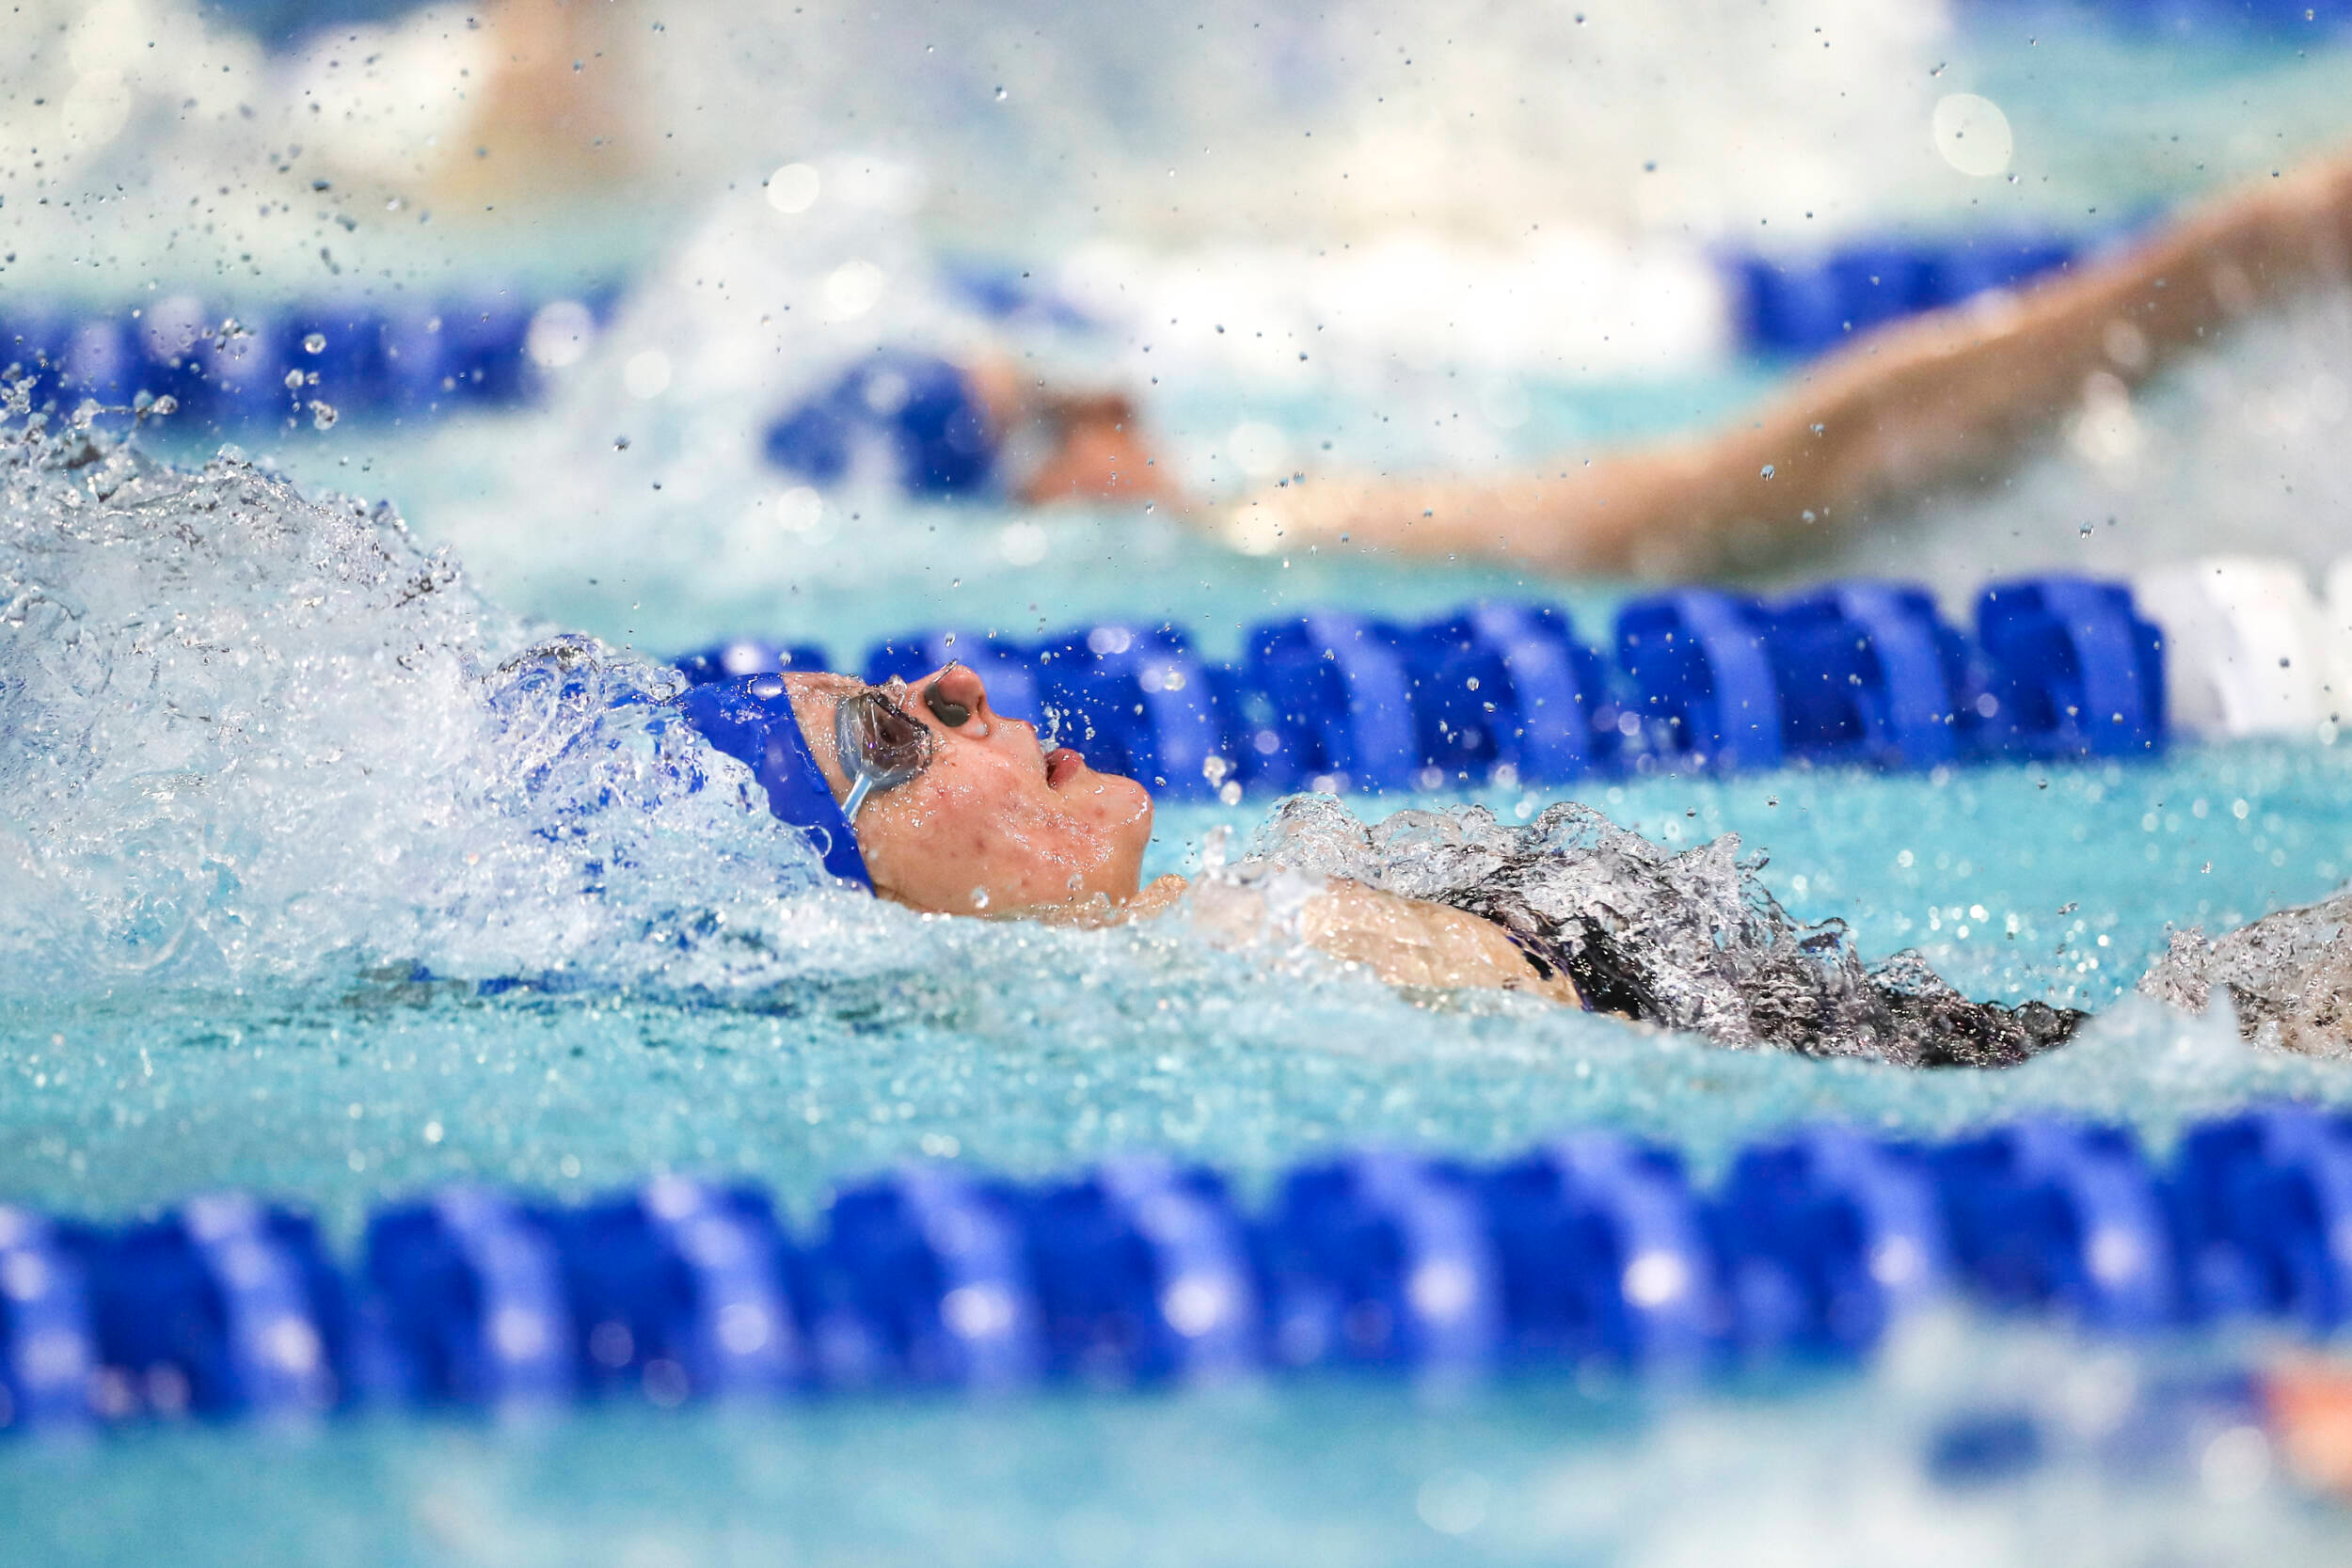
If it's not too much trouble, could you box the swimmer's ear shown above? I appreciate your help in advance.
[1043,388,1137,426]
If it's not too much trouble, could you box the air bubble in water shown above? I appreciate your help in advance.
[283,369,307,390]
[971,887,991,910]
[310,401,339,430]
[303,332,327,355]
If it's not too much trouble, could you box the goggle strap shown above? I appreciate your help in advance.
[840,772,877,822]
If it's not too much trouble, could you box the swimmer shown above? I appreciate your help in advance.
[760,145,2352,545]
[1224,146,2352,578]
[678,661,2082,1068]
[759,352,1171,508]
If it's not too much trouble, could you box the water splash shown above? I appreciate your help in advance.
[2140,890,2352,1057]
[1232,794,2083,1067]
[0,418,844,996]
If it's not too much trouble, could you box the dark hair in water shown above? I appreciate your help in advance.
[1240,797,2082,1069]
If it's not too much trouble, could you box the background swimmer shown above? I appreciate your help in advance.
[686,660,2086,1068]
[732,143,2352,583]
[1227,145,2352,578]
[759,352,1171,508]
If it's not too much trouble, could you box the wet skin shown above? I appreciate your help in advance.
[776,665,1577,1002]
[781,663,1165,918]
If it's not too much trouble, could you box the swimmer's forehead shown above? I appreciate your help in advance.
[784,670,921,708]
[779,672,860,787]
[784,671,864,704]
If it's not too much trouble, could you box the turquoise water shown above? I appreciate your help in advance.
[8,745,2352,1236]
[8,1332,2350,1568]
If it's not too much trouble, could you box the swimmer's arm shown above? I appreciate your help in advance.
[1303,880,1582,1001]
[2265,1360,2352,1498]
[1230,148,2352,578]
[1182,875,1581,1003]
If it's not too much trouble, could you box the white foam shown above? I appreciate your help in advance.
[1057,230,1731,387]
[0,420,854,995]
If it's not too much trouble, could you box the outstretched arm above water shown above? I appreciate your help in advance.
[1222,148,2352,579]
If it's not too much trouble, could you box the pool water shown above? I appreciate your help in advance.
[7,1325,2350,1568]
[12,3,2352,1562]
[8,417,2352,1559]
[9,740,2352,1230]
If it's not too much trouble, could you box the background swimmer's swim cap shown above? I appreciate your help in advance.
[675,673,873,888]
[762,352,999,498]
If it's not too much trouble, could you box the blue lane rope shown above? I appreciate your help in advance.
[1964,0,2352,35]
[0,221,2214,440]
[677,573,2168,801]
[0,292,616,427]
[5,1102,2349,1430]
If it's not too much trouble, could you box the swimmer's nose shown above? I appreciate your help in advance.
[923,661,987,727]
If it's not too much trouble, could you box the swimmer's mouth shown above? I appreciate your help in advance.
[1045,747,1084,788]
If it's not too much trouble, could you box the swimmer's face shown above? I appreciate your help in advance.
[783,664,1154,917]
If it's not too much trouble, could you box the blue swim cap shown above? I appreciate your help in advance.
[762,352,998,498]
[675,673,872,889]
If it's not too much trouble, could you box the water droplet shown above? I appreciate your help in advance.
[764,163,819,215]
[302,332,326,355]
[994,86,1008,101]
[1759,464,1776,480]
[970,887,991,911]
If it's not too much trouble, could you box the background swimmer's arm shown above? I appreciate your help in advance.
[2265,1360,2352,1498]
[963,356,1175,508]
[1232,148,2352,579]
[1184,876,1581,1003]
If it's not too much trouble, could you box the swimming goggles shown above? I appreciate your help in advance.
[833,676,940,820]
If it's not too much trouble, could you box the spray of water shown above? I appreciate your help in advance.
[0,410,858,995]
[2140,889,2352,1057]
